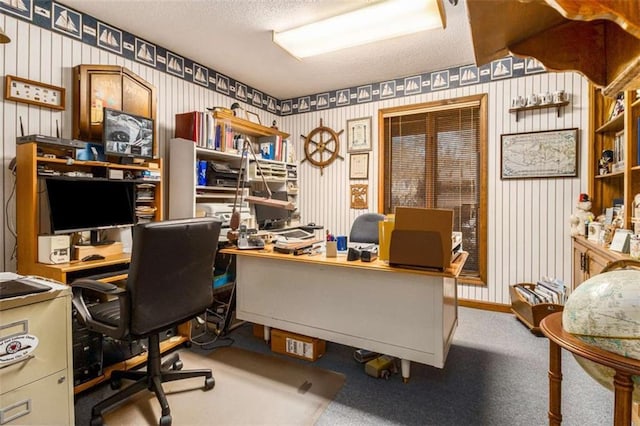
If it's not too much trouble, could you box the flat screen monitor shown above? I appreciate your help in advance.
[102,108,154,159]
[253,190,289,230]
[45,177,136,245]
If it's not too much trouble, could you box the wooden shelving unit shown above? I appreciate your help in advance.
[508,100,569,122]
[169,111,297,224]
[589,86,639,230]
[14,141,190,395]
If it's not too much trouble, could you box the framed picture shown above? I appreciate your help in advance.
[347,116,372,152]
[5,75,65,110]
[350,184,368,209]
[349,153,369,179]
[500,128,578,179]
[245,111,261,124]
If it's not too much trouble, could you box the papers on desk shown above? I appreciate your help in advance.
[0,273,68,300]
[273,238,323,255]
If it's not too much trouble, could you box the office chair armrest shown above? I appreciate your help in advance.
[71,278,126,294]
[71,278,129,338]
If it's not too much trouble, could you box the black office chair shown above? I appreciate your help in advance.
[349,212,385,244]
[71,218,222,426]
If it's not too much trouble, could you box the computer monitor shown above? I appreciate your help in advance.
[45,177,136,245]
[102,108,154,160]
[253,190,289,230]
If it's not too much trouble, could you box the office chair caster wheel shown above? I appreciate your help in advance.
[172,359,183,371]
[205,377,215,390]
[110,377,122,390]
[90,415,104,426]
[159,414,172,425]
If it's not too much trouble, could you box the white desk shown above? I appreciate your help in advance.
[221,246,467,381]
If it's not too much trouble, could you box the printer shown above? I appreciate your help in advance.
[206,162,240,187]
[196,203,252,239]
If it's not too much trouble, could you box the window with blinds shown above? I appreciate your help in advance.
[379,95,487,282]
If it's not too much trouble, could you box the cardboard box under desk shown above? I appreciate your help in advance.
[252,323,265,338]
[74,242,123,260]
[270,329,326,362]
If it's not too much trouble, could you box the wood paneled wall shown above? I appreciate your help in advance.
[1,14,589,306]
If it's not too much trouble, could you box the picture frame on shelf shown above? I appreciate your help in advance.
[609,229,632,253]
[500,128,578,179]
[5,75,66,110]
[347,116,372,152]
[245,111,261,125]
[349,153,369,179]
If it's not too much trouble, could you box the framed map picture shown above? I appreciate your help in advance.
[500,128,578,179]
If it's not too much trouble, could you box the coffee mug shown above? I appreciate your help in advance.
[553,90,565,103]
[336,235,348,251]
[526,94,539,106]
[540,92,553,105]
[511,96,525,108]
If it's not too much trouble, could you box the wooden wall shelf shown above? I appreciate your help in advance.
[596,112,625,133]
[509,101,569,122]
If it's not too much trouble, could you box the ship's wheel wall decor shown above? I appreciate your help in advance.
[301,118,344,175]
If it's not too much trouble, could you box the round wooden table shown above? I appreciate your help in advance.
[540,312,640,425]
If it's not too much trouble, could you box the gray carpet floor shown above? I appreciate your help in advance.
[75,307,612,425]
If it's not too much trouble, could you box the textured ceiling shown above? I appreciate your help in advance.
[58,0,476,100]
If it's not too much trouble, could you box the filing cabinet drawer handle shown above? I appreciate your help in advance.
[0,399,31,424]
[0,354,34,370]
[0,320,28,340]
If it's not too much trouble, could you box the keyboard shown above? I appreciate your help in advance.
[82,269,129,281]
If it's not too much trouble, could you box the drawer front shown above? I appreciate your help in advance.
[0,370,72,425]
[0,296,69,392]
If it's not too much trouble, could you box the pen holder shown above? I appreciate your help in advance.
[325,241,337,258]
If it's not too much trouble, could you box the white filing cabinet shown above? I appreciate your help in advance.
[0,279,74,425]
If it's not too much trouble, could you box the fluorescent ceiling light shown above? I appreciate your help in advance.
[273,0,445,59]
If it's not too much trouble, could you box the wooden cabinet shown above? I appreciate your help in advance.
[466,0,640,96]
[589,86,640,231]
[169,111,298,226]
[73,65,157,151]
[0,282,74,424]
[572,237,624,288]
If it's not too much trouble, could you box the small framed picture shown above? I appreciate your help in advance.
[347,116,372,152]
[245,110,261,124]
[349,153,369,179]
[5,75,65,110]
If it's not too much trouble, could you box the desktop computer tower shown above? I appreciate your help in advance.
[72,305,103,386]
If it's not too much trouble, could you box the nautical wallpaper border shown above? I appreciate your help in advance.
[2,0,547,116]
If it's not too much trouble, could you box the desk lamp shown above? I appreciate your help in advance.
[228,137,295,238]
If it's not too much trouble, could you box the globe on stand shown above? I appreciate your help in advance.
[563,269,640,399]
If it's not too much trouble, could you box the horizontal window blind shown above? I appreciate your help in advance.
[382,102,481,277]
